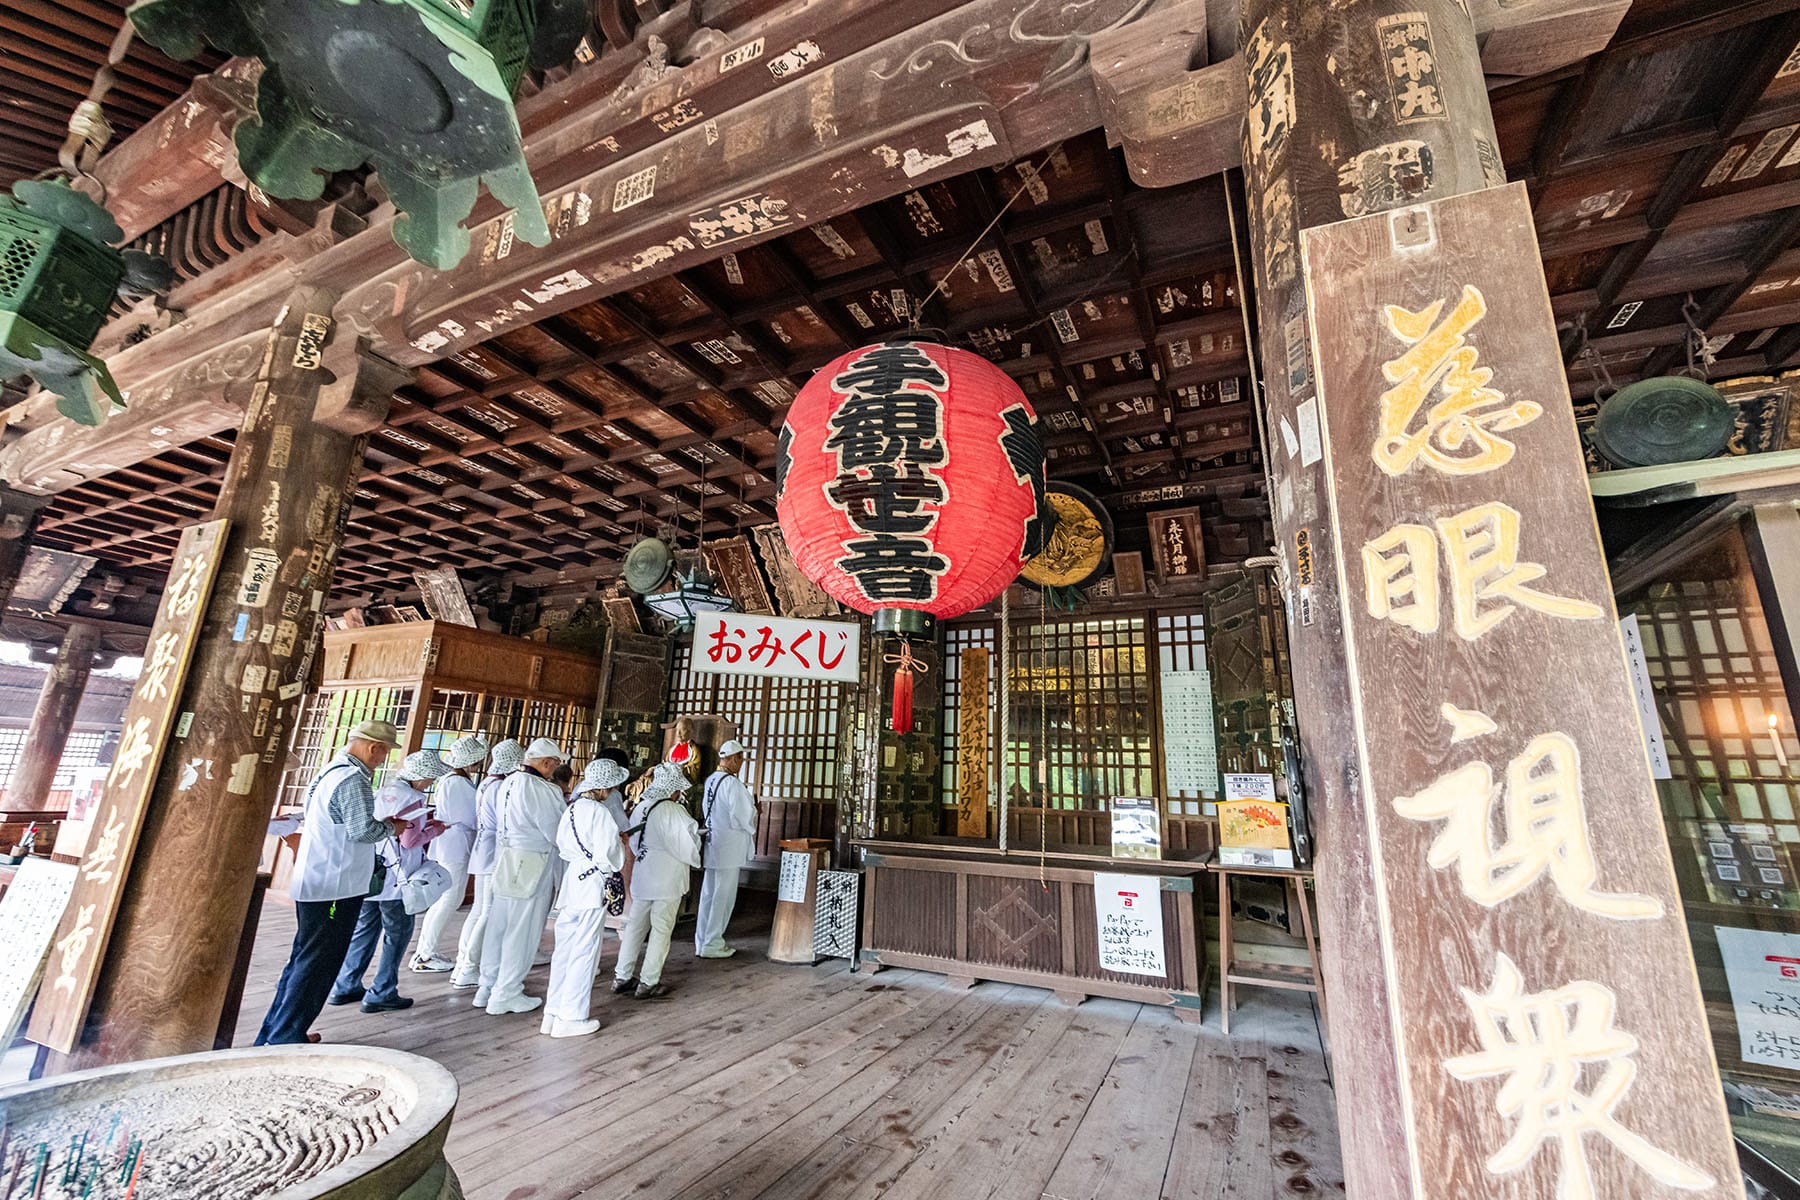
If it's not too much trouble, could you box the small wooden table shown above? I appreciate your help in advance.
[1210,852,1324,1035]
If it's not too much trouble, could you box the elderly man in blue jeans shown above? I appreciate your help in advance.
[255,719,404,1045]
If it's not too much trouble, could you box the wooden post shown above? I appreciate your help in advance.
[1239,3,1742,1196]
[1745,502,1800,709]
[8,623,102,811]
[51,287,407,1069]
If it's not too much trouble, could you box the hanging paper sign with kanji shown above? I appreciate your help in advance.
[775,340,1050,621]
[28,519,229,1053]
[693,610,861,684]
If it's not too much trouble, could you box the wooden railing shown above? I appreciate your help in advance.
[1000,807,1216,861]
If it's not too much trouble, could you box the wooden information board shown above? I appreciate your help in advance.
[28,520,229,1053]
[1302,184,1738,1196]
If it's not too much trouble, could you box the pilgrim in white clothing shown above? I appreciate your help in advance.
[477,738,569,1014]
[331,750,450,1011]
[413,734,487,969]
[613,760,702,998]
[541,759,631,1036]
[451,737,522,988]
[695,740,758,957]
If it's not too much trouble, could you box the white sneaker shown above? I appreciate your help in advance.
[532,952,552,967]
[448,973,478,990]
[471,988,491,1008]
[486,994,544,1015]
[546,1017,600,1038]
[697,946,736,959]
[410,955,454,973]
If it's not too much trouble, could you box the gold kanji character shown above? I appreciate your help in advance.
[82,806,127,887]
[137,630,181,704]
[164,547,210,619]
[1437,502,1602,640]
[53,903,97,993]
[1376,285,1543,476]
[1363,523,1440,634]
[1394,711,1661,919]
[108,715,156,791]
[1446,954,1714,1199]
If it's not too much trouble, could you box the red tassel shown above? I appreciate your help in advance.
[892,664,914,735]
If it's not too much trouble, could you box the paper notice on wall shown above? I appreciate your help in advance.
[0,857,78,1048]
[1619,614,1672,779]
[1159,668,1218,800]
[1093,872,1166,977]
[1717,925,1800,1070]
[777,850,809,903]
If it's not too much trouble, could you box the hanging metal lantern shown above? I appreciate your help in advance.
[0,180,170,426]
[776,339,1053,730]
[128,0,588,269]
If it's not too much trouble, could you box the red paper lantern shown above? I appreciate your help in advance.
[776,340,1051,730]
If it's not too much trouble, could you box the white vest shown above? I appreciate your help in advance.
[700,771,757,870]
[290,756,378,903]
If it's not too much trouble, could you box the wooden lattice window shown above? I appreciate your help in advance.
[669,640,845,803]
[943,613,1160,811]
[939,624,998,803]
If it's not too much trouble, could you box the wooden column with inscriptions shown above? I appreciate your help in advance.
[51,287,407,1069]
[1238,2,1743,1196]
[9,622,103,812]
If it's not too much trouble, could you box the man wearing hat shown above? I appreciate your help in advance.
[412,734,488,972]
[613,759,703,999]
[330,748,451,1013]
[476,737,570,1014]
[695,740,759,959]
[542,759,630,1036]
[451,736,523,989]
[255,719,405,1045]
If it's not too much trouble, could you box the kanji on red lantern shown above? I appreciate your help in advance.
[775,340,1051,620]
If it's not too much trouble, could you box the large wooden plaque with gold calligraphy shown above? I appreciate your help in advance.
[955,647,991,838]
[1303,185,1739,1198]
[28,519,229,1053]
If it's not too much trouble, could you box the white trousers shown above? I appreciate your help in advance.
[451,873,493,982]
[695,866,742,954]
[479,864,556,1004]
[614,897,681,986]
[415,859,470,962]
[546,907,606,1022]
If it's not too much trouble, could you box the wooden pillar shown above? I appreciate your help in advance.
[55,287,406,1069]
[9,622,102,810]
[1745,502,1800,710]
[1239,3,1742,1196]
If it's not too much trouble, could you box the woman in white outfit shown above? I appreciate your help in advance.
[542,759,630,1037]
[476,737,569,1014]
[450,737,522,990]
[412,734,487,971]
[612,760,702,1000]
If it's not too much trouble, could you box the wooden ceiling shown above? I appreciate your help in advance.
[13,0,1800,615]
[0,0,221,187]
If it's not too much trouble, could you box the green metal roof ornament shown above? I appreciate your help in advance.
[0,179,172,426]
[127,0,589,270]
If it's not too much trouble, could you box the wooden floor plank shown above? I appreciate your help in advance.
[214,892,1342,1200]
[1038,1004,1203,1200]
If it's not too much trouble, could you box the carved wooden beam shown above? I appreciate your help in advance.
[1092,0,1631,188]
[4,0,1155,496]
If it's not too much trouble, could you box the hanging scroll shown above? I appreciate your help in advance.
[956,647,991,838]
[28,519,230,1053]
